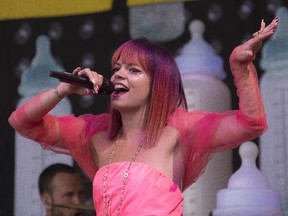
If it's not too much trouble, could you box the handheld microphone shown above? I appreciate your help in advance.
[49,70,115,94]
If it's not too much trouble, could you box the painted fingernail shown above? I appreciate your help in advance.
[94,86,99,93]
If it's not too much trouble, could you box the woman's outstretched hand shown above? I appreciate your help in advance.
[230,16,278,64]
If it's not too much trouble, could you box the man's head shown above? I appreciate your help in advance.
[39,163,86,216]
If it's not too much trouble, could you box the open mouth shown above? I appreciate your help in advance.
[113,84,129,94]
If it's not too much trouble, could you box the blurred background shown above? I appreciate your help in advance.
[0,0,287,215]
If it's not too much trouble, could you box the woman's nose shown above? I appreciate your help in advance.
[112,69,126,81]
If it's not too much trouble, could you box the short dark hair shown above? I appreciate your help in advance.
[38,163,77,194]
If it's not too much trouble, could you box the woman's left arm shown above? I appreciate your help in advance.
[210,17,278,148]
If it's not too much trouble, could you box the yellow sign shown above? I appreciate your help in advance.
[127,0,193,7]
[0,0,196,21]
[0,0,113,21]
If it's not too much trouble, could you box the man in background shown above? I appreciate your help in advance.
[38,163,93,216]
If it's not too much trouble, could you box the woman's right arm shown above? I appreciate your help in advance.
[8,82,76,149]
[8,67,103,149]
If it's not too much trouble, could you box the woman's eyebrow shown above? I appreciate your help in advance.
[126,63,143,68]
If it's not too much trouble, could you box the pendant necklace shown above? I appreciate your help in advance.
[102,136,143,216]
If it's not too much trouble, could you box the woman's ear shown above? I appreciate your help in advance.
[40,193,52,209]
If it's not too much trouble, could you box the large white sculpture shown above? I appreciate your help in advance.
[129,1,185,42]
[175,19,231,216]
[259,7,288,216]
[14,35,73,216]
[213,141,283,216]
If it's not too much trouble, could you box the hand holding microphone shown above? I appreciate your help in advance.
[50,69,115,95]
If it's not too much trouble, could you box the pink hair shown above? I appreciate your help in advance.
[108,38,187,147]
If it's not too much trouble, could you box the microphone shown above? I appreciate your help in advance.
[49,70,115,94]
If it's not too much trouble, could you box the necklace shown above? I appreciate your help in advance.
[102,136,143,216]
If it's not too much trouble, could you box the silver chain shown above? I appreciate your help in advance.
[102,136,143,216]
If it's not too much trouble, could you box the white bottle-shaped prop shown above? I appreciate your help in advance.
[128,1,185,42]
[213,141,283,216]
[175,20,231,216]
[15,35,73,216]
[259,7,288,216]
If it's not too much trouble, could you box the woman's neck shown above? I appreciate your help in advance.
[119,108,146,141]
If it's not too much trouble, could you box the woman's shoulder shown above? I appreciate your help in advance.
[168,108,208,125]
[79,113,110,135]
[58,112,110,137]
[79,112,110,122]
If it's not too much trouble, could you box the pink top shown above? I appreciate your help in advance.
[8,59,268,214]
[93,162,183,215]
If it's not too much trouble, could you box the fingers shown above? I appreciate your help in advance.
[72,67,103,94]
[263,16,278,34]
[253,17,278,39]
[260,19,265,32]
[72,67,81,74]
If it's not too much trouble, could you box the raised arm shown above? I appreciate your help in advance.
[211,17,278,147]
[230,17,278,116]
[8,67,103,149]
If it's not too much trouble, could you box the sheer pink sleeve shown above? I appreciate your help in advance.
[168,44,267,190]
[8,92,68,153]
[168,109,238,190]
[57,113,109,180]
[168,108,266,190]
[168,58,267,190]
[8,92,110,180]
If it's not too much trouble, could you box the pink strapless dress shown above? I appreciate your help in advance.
[93,162,183,216]
[8,57,268,215]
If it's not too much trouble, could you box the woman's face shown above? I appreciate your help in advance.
[110,58,151,112]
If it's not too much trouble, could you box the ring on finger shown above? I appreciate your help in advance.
[252,31,260,37]
[91,78,96,84]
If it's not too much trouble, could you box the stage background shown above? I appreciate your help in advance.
[0,0,285,215]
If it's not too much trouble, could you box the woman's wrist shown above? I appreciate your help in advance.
[53,83,70,99]
[53,87,64,99]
